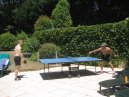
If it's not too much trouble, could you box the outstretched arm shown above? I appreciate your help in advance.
[89,48,101,54]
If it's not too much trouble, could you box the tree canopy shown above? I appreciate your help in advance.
[52,0,72,28]
[0,0,129,34]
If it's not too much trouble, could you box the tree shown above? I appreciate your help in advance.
[69,0,129,25]
[52,0,73,28]
[13,0,57,34]
[0,11,8,33]
[0,0,24,34]
[34,15,53,31]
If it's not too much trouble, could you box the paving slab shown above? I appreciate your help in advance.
[0,66,121,97]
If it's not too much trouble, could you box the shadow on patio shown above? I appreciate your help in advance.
[40,69,98,80]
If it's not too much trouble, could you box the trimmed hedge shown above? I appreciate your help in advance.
[33,18,129,60]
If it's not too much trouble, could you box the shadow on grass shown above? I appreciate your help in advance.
[40,69,98,80]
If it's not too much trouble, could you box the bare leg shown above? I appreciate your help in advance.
[109,62,115,73]
[99,61,104,73]
[15,65,20,80]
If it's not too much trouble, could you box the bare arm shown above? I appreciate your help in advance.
[109,48,116,56]
[89,48,101,54]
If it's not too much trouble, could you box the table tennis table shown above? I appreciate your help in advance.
[39,57,102,78]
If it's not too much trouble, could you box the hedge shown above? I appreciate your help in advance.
[33,18,129,60]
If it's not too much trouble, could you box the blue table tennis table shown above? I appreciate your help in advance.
[39,57,102,78]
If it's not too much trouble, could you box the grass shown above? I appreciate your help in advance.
[3,51,44,72]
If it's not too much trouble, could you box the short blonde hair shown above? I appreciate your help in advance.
[18,40,23,44]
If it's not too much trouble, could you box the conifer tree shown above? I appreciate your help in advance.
[52,0,73,28]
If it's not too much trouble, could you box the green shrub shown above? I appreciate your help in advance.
[0,32,16,50]
[29,52,38,61]
[16,31,28,41]
[34,15,53,31]
[33,18,129,65]
[23,37,40,52]
[125,17,129,30]
[52,0,72,28]
[39,43,62,58]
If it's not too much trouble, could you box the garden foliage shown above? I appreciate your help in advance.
[33,18,129,60]
[0,32,16,50]
[34,15,53,31]
[23,37,40,52]
[39,43,62,58]
[52,0,72,28]
[16,31,28,41]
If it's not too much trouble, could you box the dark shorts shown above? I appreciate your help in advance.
[14,56,21,66]
[101,54,112,62]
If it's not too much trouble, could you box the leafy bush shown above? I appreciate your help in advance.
[34,15,53,31]
[39,43,62,58]
[23,37,40,52]
[52,0,72,28]
[125,17,129,30]
[29,52,38,61]
[16,31,28,41]
[0,32,16,50]
[33,18,129,64]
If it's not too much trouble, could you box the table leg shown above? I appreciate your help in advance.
[99,86,101,90]
[77,64,80,77]
[107,87,110,97]
[44,64,45,73]
[95,66,96,73]
[48,64,49,73]
[68,65,72,78]
[61,64,63,73]
[85,63,86,70]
